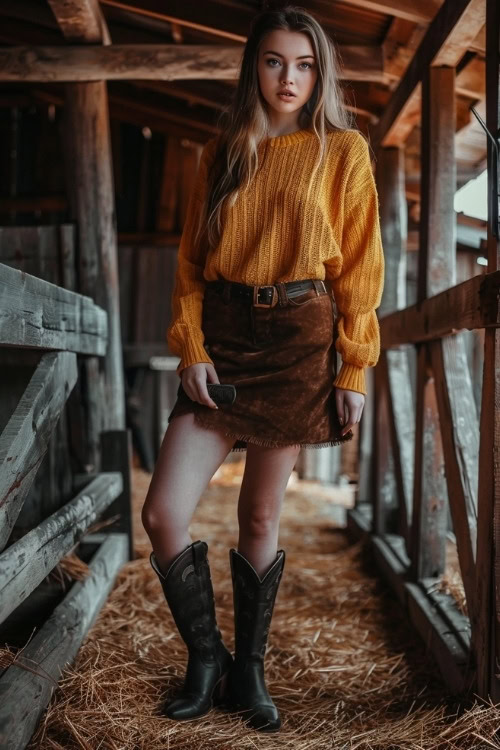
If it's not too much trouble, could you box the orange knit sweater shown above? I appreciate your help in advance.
[167,127,385,395]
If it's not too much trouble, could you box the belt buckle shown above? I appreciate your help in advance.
[253,285,278,308]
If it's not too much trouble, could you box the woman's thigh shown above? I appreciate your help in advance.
[142,411,235,529]
[237,442,301,530]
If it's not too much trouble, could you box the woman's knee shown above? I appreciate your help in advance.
[239,503,280,539]
[141,498,186,537]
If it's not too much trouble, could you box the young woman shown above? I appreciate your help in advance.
[142,5,385,734]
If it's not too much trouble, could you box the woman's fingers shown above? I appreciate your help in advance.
[335,389,345,424]
[335,386,366,436]
[181,364,219,409]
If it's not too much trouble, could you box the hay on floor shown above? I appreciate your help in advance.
[1,458,499,749]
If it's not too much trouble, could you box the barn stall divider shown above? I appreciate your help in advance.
[348,0,500,702]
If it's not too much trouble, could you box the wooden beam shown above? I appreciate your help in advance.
[410,65,456,583]
[430,337,478,623]
[0,261,108,353]
[0,533,128,749]
[47,0,111,44]
[418,67,457,300]
[410,344,447,580]
[379,271,500,349]
[385,349,415,541]
[63,83,125,436]
[0,472,123,624]
[318,0,441,25]
[474,0,500,702]
[347,509,472,694]
[370,0,485,148]
[101,0,249,43]
[0,352,78,551]
[0,43,385,83]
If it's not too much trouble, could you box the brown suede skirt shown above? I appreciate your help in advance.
[167,279,354,452]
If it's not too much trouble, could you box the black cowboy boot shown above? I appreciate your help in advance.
[149,539,233,719]
[225,547,286,732]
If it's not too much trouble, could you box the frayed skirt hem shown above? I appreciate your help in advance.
[190,411,353,452]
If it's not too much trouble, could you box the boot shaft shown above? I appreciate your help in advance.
[150,540,222,659]
[229,548,285,659]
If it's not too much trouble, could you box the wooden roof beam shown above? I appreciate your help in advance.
[317,0,442,25]
[370,0,485,148]
[47,0,111,44]
[0,43,384,83]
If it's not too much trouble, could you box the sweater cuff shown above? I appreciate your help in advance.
[333,362,366,395]
[175,337,214,375]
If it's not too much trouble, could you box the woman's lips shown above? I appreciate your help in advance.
[277,93,296,100]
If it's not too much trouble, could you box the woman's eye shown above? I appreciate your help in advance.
[265,59,312,70]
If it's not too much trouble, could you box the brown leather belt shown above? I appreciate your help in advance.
[207,279,327,307]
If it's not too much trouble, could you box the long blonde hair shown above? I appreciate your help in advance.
[194,4,357,252]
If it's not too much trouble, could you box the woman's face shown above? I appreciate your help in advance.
[257,29,318,127]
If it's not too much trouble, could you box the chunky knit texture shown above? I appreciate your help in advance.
[167,126,385,395]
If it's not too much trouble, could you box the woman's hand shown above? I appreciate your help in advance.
[335,387,365,436]
[181,363,220,409]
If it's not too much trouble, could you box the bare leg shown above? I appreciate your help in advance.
[237,442,301,577]
[141,412,235,573]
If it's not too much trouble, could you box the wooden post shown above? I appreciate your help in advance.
[474,0,500,701]
[410,66,456,580]
[100,430,134,561]
[371,147,409,535]
[53,0,125,471]
[64,82,125,431]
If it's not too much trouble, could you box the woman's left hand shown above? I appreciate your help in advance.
[335,387,365,436]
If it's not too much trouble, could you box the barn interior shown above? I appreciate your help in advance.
[0,1,498,748]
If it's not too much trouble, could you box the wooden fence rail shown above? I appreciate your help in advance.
[348,0,499,701]
[0,260,132,749]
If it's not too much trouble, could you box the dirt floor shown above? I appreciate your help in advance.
[19,458,500,749]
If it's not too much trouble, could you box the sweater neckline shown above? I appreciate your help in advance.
[265,126,316,148]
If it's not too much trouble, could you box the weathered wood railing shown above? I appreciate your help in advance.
[0,262,133,749]
[348,0,499,701]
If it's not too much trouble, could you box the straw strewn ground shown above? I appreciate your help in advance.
[7,458,500,748]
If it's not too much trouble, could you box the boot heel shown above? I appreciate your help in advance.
[212,671,229,707]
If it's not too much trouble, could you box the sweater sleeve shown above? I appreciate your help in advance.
[166,138,217,376]
[325,132,385,396]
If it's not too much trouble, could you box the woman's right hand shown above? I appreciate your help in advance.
[181,363,220,409]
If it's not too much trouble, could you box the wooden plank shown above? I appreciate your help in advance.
[47,0,111,44]
[64,82,125,432]
[430,337,478,625]
[420,576,472,653]
[385,349,414,541]
[0,225,78,525]
[346,511,472,694]
[373,356,397,535]
[0,352,78,551]
[0,532,128,750]
[373,143,413,539]
[372,533,409,605]
[100,430,134,561]
[0,43,384,83]
[418,66,457,301]
[410,345,447,580]
[474,0,500,701]
[370,0,485,148]
[380,270,500,349]
[0,261,107,354]
[156,136,181,233]
[0,472,122,624]
[405,581,470,693]
[410,66,455,582]
[332,0,440,24]
[377,146,407,316]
